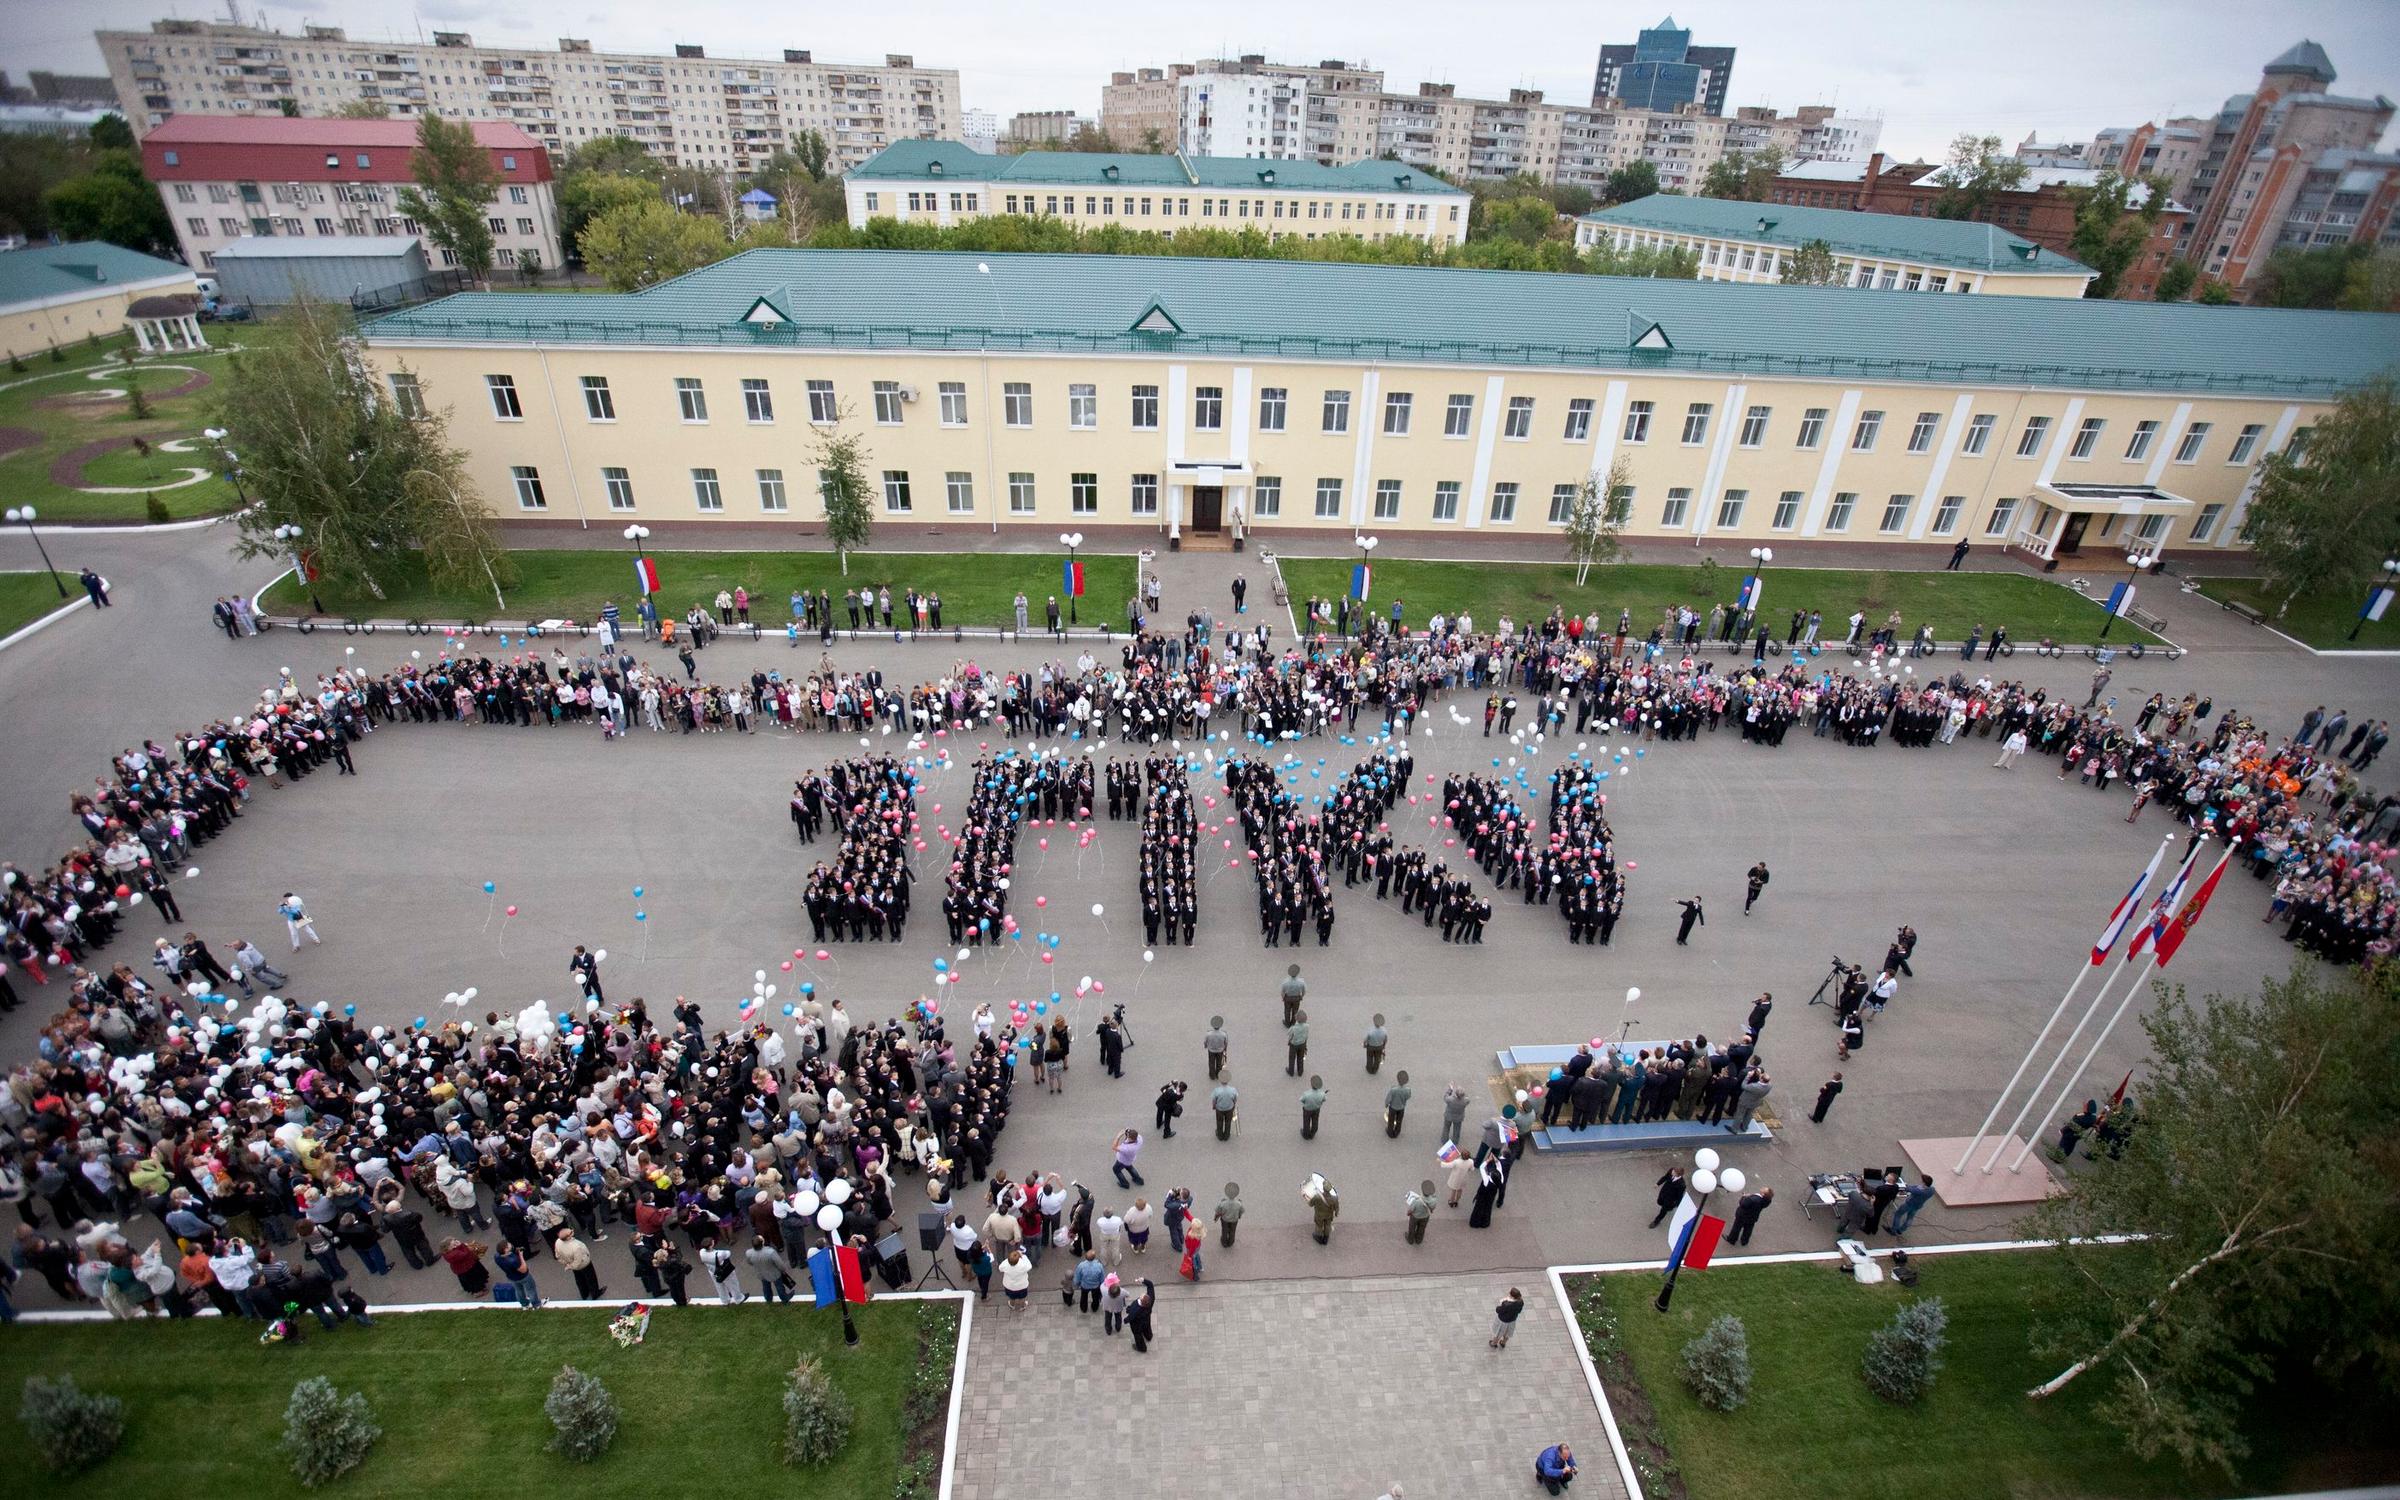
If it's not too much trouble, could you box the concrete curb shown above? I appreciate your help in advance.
[0,590,89,651]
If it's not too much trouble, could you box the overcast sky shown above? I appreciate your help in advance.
[16,0,2398,160]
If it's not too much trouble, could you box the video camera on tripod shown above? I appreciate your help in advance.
[1807,955,1865,1008]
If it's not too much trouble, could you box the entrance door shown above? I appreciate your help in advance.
[1192,486,1224,533]
[2056,513,2090,555]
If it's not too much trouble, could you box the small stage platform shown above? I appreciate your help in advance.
[1499,1044,1776,1154]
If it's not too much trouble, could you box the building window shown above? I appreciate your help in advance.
[1130,474,1158,516]
[2191,502,2223,542]
[2069,416,2105,460]
[1070,472,1098,514]
[1131,384,1159,430]
[1503,396,1534,440]
[865,192,880,213]
[676,377,707,422]
[1738,404,1770,448]
[1489,482,1519,523]
[736,378,774,423]
[1548,483,1578,525]
[758,469,788,512]
[1008,472,1036,513]
[510,465,547,509]
[1446,394,1476,438]
[486,374,522,419]
[1258,387,1286,431]
[579,375,615,421]
[873,380,904,425]
[1770,491,1801,530]
[1383,391,1413,435]
[882,470,913,513]
[1314,478,1343,519]
[1931,495,1964,534]
[1070,383,1099,429]
[1878,494,1912,533]
[2135,513,2170,545]
[1985,496,2019,537]
[1564,398,1593,442]
[687,468,723,512]
[946,471,974,514]
[1004,382,1033,426]
[1851,410,1883,451]
[1430,481,1461,522]
[1659,488,1690,528]
[602,467,635,510]
[1906,410,1938,454]
[1960,413,1994,456]
[1623,400,1653,443]
[2124,420,2160,462]
[1322,390,1350,434]
[1373,479,1402,520]
[2173,421,2210,463]
[1253,476,1282,518]
[1824,492,1856,531]
[2016,415,2051,458]
[1715,490,1746,529]
[938,382,968,427]
[1193,386,1222,430]
[387,372,426,418]
[1680,402,1712,446]
[2227,423,2263,464]
[806,379,841,424]
[1795,407,1826,449]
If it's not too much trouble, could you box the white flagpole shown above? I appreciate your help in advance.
[1977,955,2132,1171]
[2007,951,2162,1172]
[1952,960,2100,1174]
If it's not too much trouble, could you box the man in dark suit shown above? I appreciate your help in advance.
[1728,1186,1774,1246]
[1568,1070,1610,1132]
[1811,1072,1843,1123]
[1676,896,1705,945]
[1648,1167,1686,1228]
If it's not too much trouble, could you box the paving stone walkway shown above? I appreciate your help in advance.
[951,1270,1627,1500]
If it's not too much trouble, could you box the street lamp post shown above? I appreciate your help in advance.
[4,506,67,598]
[2097,551,2152,640]
[201,428,249,508]
[1746,545,1773,641]
[1354,534,1379,636]
[2350,556,2400,641]
[274,523,326,614]
[1060,531,1084,625]
[624,524,654,636]
[1655,1149,1745,1313]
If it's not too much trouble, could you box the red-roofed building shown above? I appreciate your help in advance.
[141,115,561,277]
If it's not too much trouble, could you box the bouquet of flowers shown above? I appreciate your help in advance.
[607,1301,652,1349]
[260,1316,295,1345]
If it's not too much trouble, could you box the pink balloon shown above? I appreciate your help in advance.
[1625,861,1637,870]
[815,950,831,961]
[781,961,793,971]
[1039,839,1049,850]
[1591,1036,1606,1048]
[1092,982,1105,994]
[1041,952,1055,964]
[795,949,806,959]
[504,905,517,917]
[1036,896,1048,907]
[1530,1085,1546,1098]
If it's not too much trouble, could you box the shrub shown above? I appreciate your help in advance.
[1678,1313,1753,1411]
[544,1365,618,1463]
[282,1376,381,1488]
[19,1375,125,1474]
[7,353,24,372]
[145,492,171,524]
[1863,1297,1948,1404]
[49,345,65,363]
[780,1355,854,1468]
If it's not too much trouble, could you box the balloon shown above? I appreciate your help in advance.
[1142,950,1154,963]
[185,866,200,879]
[594,949,606,963]
[782,961,793,971]
[756,969,768,982]
[1720,1167,1747,1194]
[1590,1036,1606,1050]
[504,905,517,917]
[1041,953,1054,964]
[636,911,647,921]
[113,885,131,900]
[463,987,478,1000]
[815,950,830,961]
[1091,904,1104,917]
[1693,1147,1721,1173]
[815,1205,843,1232]
[633,886,645,897]
[1625,987,1642,1004]
[483,881,496,893]
[824,1178,853,1206]
[1092,982,1104,994]
[794,1190,821,1216]
[1691,1168,1717,1195]
[1035,896,1047,907]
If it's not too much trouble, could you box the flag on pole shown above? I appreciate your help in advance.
[807,1244,869,1306]
[2108,1069,2135,1110]
[1350,562,1372,602]
[1683,1213,1726,1270]
[2152,847,2232,966]
[2363,586,2395,625]
[2126,847,2201,961]
[1062,558,1085,598]
[633,556,660,595]
[2091,838,2169,964]
[1737,574,1762,611]
[2104,580,2135,619]
[1664,1190,1698,1262]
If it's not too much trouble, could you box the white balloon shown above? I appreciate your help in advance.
[814,1205,843,1232]
[1142,950,1154,962]
[593,949,606,964]
[793,1190,822,1217]
[1719,1167,1747,1195]
[1693,1147,1722,1173]
[824,1177,853,1205]
[463,987,479,1000]
[756,970,767,982]
[1091,904,1104,917]
[1690,1167,1718,1195]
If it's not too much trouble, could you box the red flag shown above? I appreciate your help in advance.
[834,1243,870,1303]
[2153,849,2231,966]
[2108,1070,2134,1110]
[1683,1213,1726,1270]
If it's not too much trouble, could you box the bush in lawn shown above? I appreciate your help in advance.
[282,1376,381,1488]
[1678,1313,1753,1412]
[780,1355,854,1468]
[544,1365,618,1463]
[1863,1297,1948,1405]
[145,492,171,524]
[19,1374,125,1474]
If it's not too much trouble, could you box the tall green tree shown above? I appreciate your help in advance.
[2337,248,2400,312]
[557,171,661,265]
[2065,172,2170,298]
[2254,245,2362,309]
[331,98,391,120]
[1603,161,1660,204]
[41,149,172,253]
[1137,127,1168,155]
[2024,963,2400,1474]
[2152,258,2198,303]
[1564,454,1635,585]
[0,132,92,239]
[2196,278,2235,305]
[1930,133,2027,221]
[211,296,512,603]
[1699,146,1785,202]
[577,199,729,290]
[563,134,659,179]
[1064,124,1117,153]
[2241,377,2400,616]
[397,113,502,286]
[811,412,874,574]
[275,98,301,117]
[86,114,134,151]
[1780,238,1839,285]
[789,128,831,182]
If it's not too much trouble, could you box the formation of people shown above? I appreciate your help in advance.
[798,756,920,944]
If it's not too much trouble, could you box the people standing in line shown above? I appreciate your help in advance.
[1490,1286,1525,1349]
[1404,1180,1436,1244]
[1280,964,1307,1025]
[1994,727,2029,769]
[1285,1011,1310,1076]
[1363,1014,1388,1073]
[1204,1016,1229,1080]
[1211,1077,1238,1141]
[1212,1184,1243,1248]
[1305,1174,1340,1245]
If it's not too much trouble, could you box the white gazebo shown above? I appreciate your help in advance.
[124,293,208,354]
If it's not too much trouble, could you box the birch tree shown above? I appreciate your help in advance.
[1564,454,1634,586]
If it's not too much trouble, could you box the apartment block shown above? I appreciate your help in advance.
[1102,56,1383,155]
[1005,111,1085,149]
[140,115,562,274]
[93,19,961,173]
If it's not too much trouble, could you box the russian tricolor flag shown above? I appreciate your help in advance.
[1350,563,1371,602]
[634,556,660,595]
[1664,1192,1725,1274]
[2090,837,2167,965]
[1737,574,1762,611]
[1063,558,1085,598]
[808,1244,870,1306]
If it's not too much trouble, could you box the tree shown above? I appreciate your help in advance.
[1065,123,1117,154]
[331,98,391,120]
[790,128,831,182]
[2240,377,2400,617]
[211,295,513,603]
[18,1375,124,1475]
[1585,239,1699,279]
[1680,1314,1753,1411]
[1564,455,1634,585]
[118,346,150,419]
[515,246,545,284]
[557,171,662,266]
[1780,238,1839,286]
[282,1377,380,1489]
[86,114,134,151]
[812,412,875,575]
[562,134,660,180]
[1603,161,1660,205]
[2024,964,2400,1473]
[2254,245,2363,309]
[2337,248,2400,312]
[2065,172,2170,298]
[0,132,89,239]
[1550,184,1596,219]
[1476,195,1557,247]
[2196,278,2235,305]
[543,1366,618,1463]
[275,98,301,117]
[1930,133,2027,221]
[42,149,172,254]
[781,1356,855,1467]
[1699,146,1785,202]
[578,199,728,291]
[1138,126,1168,155]
[397,113,502,287]
[1864,1298,1948,1404]
[2152,258,2198,304]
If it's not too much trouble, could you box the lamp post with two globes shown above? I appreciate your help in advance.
[1655,1147,1745,1313]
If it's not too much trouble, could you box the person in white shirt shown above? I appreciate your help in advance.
[279,893,320,949]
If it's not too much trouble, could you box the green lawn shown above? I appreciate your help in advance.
[0,1300,938,1498]
[1275,558,2162,645]
[2194,575,2400,650]
[262,548,1140,629]
[1572,1252,2379,1500]
[0,570,80,637]
[0,331,247,523]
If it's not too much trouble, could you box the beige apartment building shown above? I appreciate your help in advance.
[93,19,961,173]
[353,250,2388,568]
[1578,195,2095,297]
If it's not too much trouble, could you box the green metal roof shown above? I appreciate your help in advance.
[362,248,2399,400]
[0,240,195,309]
[1582,195,2093,278]
[849,139,1464,196]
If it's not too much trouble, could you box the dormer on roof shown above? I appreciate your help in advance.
[1130,295,1183,335]
[743,288,793,326]
[1628,312,1672,352]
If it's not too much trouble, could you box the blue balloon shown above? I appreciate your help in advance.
[344,1004,357,1016]
[633,885,645,897]
[219,1023,235,1036]
[933,959,948,971]
[635,910,647,920]
[1635,749,1646,758]
[782,1004,795,1016]
[1034,1002,1048,1015]
[482,880,496,893]
[412,1017,426,1029]
[1049,992,1062,1003]
[801,983,814,994]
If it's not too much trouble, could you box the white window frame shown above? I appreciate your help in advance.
[1680,402,1711,446]
[1563,398,1593,442]
[1447,393,1477,439]
[804,379,836,425]
[1960,413,1994,456]
[2172,421,2210,464]
[1257,387,1286,432]
[2016,416,2051,459]
[1548,482,1577,526]
[945,471,975,514]
[486,374,522,420]
[757,468,788,512]
[1430,481,1461,523]
[1193,386,1223,431]
[2227,423,2263,464]
[1770,491,1801,530]
[1659,488,1690,529]
[1715,490,1746,529]
[1322,390,1350,434]
[1131,384,1159,430]
[1129,474,1158,516]
[510,464,545,508]
[1984,496,2018,537]
[1931,495,1964,534]
[1737,404,1769,448]
[1906,410,1939,455]
[1824,492,1856,532]
[1623,401,1654,443]
[1313,477,1343,518]
[1851,410,1883,452]
[1795,407,1826,450]
[2068,416,2105,461]
[675,376,708,423]
[1007,472,1036,514]
[746,378,779,424]
[1383,391,1413,436]
[881,469,913,513]
[581,375,615,422]
[2124,420,2159,462]
[938,382,968,427]
[873,380,905,426]
[1503,396,1534,441]
[1004,382,1033,427]
[388,372,426,418]
[1070,383,1099,430]
[1878,494,1912,533]
[1252,476,1282,518]
[1373,478,1402,520]
[601,466,635,510]
[1069,472,1098,515]
[691,468,724,512]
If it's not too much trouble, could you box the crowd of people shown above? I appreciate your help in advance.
[935,757,1052,948]
[798,756,919,945]
[1124,760,1202,948]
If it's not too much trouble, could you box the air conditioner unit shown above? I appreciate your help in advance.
[898,385,920,403]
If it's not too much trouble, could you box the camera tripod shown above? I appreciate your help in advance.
[1808,956,1859,1008]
